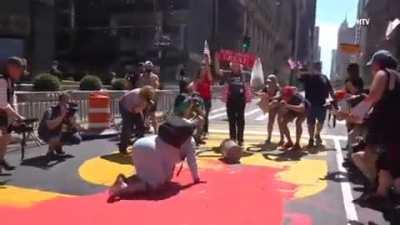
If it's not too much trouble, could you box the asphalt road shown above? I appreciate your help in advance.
[0,99,394,225]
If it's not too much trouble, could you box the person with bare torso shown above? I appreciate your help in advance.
[136,61,160,134]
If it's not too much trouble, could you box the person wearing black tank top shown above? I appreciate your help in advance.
[351,50,400,201]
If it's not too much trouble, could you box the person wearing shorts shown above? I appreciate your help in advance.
[297,62,333,147]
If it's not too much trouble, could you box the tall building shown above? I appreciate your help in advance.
[0,0,55,73]
[330,49,337,79]
[293,0,317,66]
[358,0,400,82]
[243,0,297,82]
[334,18,357,81]
[313,26,321,62]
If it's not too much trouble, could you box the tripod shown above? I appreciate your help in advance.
[9,119,43,161]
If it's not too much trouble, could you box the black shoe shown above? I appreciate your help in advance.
[0,160,15,171]
[315,135,323,146]
[46,151,59,159]
[119,149,128,155]
[238,141,243,147]
[55,146,66,155]
[308,139,314,147]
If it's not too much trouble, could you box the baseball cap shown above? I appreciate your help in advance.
[7,56,27,68]
[366,50,398,67]
[144,61,154,67]
[281,86,297,99]
[266,74,278,83]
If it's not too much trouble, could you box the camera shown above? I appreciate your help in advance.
[66,103,78,118]
[7,118,38,134]
[190,93,204,110]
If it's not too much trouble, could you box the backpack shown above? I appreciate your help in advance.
[38,106,61,141]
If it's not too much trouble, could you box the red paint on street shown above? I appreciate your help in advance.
[2,165,309,225]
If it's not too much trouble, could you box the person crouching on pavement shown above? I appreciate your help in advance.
[222,62,252,146]
[0,57,27,173]
[108,94,202,202]
[176,79,206,146]
[38,93,82,158]
[118,85,156,154]
[278,86,310,151]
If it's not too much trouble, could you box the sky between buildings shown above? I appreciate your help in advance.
[316,0,359,77]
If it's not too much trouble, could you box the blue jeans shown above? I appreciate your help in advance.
[61,132,82,145]
[119,102,145,153]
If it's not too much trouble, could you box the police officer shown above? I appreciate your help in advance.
[0,57,26,173]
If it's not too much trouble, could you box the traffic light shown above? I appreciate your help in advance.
[242,36,251,52]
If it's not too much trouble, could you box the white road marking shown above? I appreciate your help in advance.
[245,108,262,117]
[255,114,268,121]
[333,138,359,223]
[210,107,226,114]
[209,112,227,120]
[209,108,262,120]
[208,129,347,140]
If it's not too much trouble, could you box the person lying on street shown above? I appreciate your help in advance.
[108,94,202,202]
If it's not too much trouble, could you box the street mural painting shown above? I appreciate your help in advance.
[0,135,326,225]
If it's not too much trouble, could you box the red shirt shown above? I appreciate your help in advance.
[195,75,212,101]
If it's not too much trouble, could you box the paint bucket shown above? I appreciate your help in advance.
[219,139,242,163]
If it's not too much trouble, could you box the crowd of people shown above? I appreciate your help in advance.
[1,49,400,211]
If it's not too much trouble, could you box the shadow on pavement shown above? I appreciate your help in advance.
[100,153,132,165]
[263,150,308,162]
[247,142,279,152]
[0,179,10,187]
[304,145,335,155]
[320,171,349,182]
[21,154,74,169]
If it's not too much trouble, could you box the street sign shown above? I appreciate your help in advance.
[339,43,360,54]
[217,49,257,68]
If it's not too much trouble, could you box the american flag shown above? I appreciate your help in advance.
[204,40,211,60]
[288,58,296,70]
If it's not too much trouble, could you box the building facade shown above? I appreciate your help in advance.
[313,26,321,62]
[331,18,357,83]
[357,0,400,82]
[0,0,55,73]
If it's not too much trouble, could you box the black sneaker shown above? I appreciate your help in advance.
[308,139,314,147]
[55,146,66,155]
[46,151,59,159]
[0,160,15,171]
